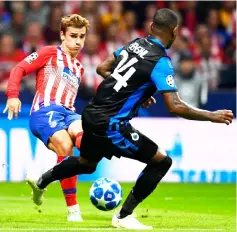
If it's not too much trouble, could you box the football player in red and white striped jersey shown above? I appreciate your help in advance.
[4,14,90,222]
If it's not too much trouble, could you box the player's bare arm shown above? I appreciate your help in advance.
[96,55,115,79]
[163,91,233,125]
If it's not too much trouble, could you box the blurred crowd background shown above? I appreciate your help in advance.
[0,1,236,113]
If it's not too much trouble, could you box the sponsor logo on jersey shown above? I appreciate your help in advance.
[62,67,79,87]
[166,75,175,87]
[128,42,148,59]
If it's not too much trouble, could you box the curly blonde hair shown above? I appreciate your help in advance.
[60,14,90,34]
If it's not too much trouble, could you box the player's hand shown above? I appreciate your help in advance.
[3,98,22,120]
[142,96,156,108]
[210,110,234,125]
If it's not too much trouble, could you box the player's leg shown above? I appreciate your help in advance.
[27,105,81,221]
[117,148,171,218]
[33,121,111,190]
[48,130,83,222]
[109,123,172,229]
[35,127,102,189]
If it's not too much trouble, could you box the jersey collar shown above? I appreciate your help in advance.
[147,36,166,50]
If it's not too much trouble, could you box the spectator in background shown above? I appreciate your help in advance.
[207,8,230,49]
[78,33,104,99]
[191,24,209,58]
[43,5,62,45]
[0,1,11,27]
[219,1,236,32]
[78,1,99,34]
[0,9,25,47]
[182,1,197,34]
[0,34,26,91]
[120,11,143,43]
[100,1,125,33]
[195,36,222,90]
[25,1,49,27]
[168,35,191,71]
[100,22,123,57]
[22,22,45,55]
[175,51,208,108]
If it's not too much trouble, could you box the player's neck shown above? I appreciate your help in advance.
[151,32,168,49]
[60,44,78,59]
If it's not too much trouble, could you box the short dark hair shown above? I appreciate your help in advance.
[153,8,179,32]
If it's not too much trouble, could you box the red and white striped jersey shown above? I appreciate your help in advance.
[6,46,84,113]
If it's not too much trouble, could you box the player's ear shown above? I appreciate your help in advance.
[150,22,154,33]
[60,31,65,41]
[173,26,178,37]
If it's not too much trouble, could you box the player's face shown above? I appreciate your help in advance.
[61,26,87,55]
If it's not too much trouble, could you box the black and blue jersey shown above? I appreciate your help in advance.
[83,36,177,129]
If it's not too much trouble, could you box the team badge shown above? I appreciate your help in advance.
[49,121,57,128]
[131,132,139,141]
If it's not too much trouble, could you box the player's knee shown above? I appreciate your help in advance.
[58,140,74,156]
[83,165,97,174]
[153,156,172,175]
[79,163,97,174]
[162,156,172,171]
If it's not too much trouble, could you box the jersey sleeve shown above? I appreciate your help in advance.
[18,46,54,74]
[113,46,124,58]
[6,46,54,98]
[151,57,178,92]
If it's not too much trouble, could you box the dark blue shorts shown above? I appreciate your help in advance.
[29,105,81,146]
[81,119,158,164]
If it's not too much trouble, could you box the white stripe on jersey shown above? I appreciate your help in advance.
[44,58,56,106]
[65,90,72,107]
[55,49,66,104]
[74,60,80,77]
[30,91,40,114]
[66,55,73,70]
[34,93,40,111]
[55,79,67,105]
[57,49,64,67]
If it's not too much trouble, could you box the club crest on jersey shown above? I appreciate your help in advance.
[62,67,79,87]
[131,132,139,141]
[49,120,57,128]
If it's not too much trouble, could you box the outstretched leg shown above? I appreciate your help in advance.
[112,147,172,230]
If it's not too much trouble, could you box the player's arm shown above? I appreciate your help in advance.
[96,46,124,79]
[163,92,233,124]
[4,46,53,120]
[151,57,233,125]
[96,55,115,79]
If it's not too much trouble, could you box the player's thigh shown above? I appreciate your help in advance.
[114,123,158,164]
[67,119,83,143]
[80,129,113,163]
[49,129,74,156]
[29,105,71,154]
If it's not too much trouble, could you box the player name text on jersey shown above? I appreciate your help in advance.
[128,42,148,59]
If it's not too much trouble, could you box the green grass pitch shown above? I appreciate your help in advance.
[0,182,235,232]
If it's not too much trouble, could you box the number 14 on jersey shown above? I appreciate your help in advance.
[111,50,138,92]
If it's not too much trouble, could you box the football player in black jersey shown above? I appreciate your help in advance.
[28,8,233,230]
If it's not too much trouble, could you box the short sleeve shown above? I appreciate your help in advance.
[113,46,124,58]
[151,57,178,92]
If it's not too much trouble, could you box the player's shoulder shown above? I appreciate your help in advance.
[37,45,57,54]
[157,56,173,70]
